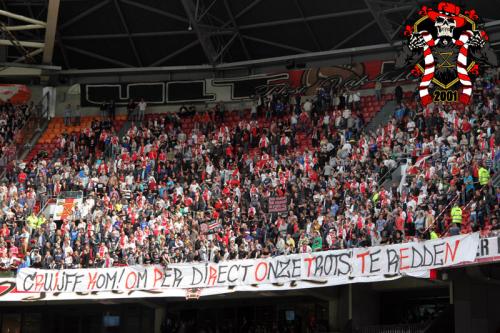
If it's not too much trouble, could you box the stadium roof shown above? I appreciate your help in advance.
[1,0,500,73]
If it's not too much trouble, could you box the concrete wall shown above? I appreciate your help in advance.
[29,85,254,118]
[452,267,500,333]
[28,83,417,119]
[351,284,380,330]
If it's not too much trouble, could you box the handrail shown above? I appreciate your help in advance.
[360,322,426,333]
[36,195,55,218]
[437,180,491,237]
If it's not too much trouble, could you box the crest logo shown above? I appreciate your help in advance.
[396,2,497,106]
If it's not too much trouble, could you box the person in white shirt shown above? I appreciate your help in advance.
[407,119,416,133]
[303,100,312,114]
[351,91,361,111]
[138,98,147,122]
[342,108,351,120]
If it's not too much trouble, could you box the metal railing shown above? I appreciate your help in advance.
[360,323,427,333]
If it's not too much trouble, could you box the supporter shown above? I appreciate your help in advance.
[127,99,137,120]
[64,104,72,126]
[0,70,497,272]
[374,81,383,101]
[138,98,147,122]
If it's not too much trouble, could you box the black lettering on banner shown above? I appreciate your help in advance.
[73,274,83,292]
[0,280,16,297]
[65,273,78,292]
[172,268,183,288]
[96,274,106,290]
[241,264,253,281]
[322,254,333,276]
[227,265,239,283]
[369,249,381,274]
[55,273,65,292]
[479,238,489,257]
[43,273,53,291]
[291,259,301,278]
[217,265,228,284]
[338,253,351,276]
[118,269,125,284]
[386,249,399,273]
[191,267,204,285]
[314,255,325,277]
[422,245,434,267]
[24,292,47,301]
[138,270,148,289]
[105,271,118,290]
[411,246,423,268]
[277,260,291,279]
[23,273,35,292]
[433,243,444,266]
[497,237,500,254]
[268,260,290,280]
[161,268,171,287]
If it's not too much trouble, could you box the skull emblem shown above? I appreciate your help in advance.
[435,16,456,38]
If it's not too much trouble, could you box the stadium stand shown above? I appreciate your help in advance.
[0,70,497,272]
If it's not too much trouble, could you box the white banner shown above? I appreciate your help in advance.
[16,233,478,294]
[476,236,500,263]
[1,272,430,302]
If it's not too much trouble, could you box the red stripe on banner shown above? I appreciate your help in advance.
[422,73,434,82]
[458,73,471,81]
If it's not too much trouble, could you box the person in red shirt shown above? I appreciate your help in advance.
[18,171,27,184]
[395,212,405,233]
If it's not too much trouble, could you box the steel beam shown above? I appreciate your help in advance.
[365,0,394,44]
[196,0,217,22]
[64,45,133,67]
[239,9,371,30]
[56,37,70,69]
[181,0,218,65]
[0,21,35,62]
[113,0,141,66]
[150,39,200,66]
[213,33,238,62]
[13,47,43,63]
[235,0,263,19]
[61,30,235,40]
[0,39,44,48]
[4,24,45,31]
[0,9,46,26]
[58,41,401,76]
[223,0,250,60]
[241,35,311,53]
[293,0,321,51]
[43,0,60,64]
[332,20,377,50]
[120,0,188,24]
[59,0,110,30]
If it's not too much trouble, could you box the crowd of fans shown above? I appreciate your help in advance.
[0,71,498,271]
[0,101,33,165]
